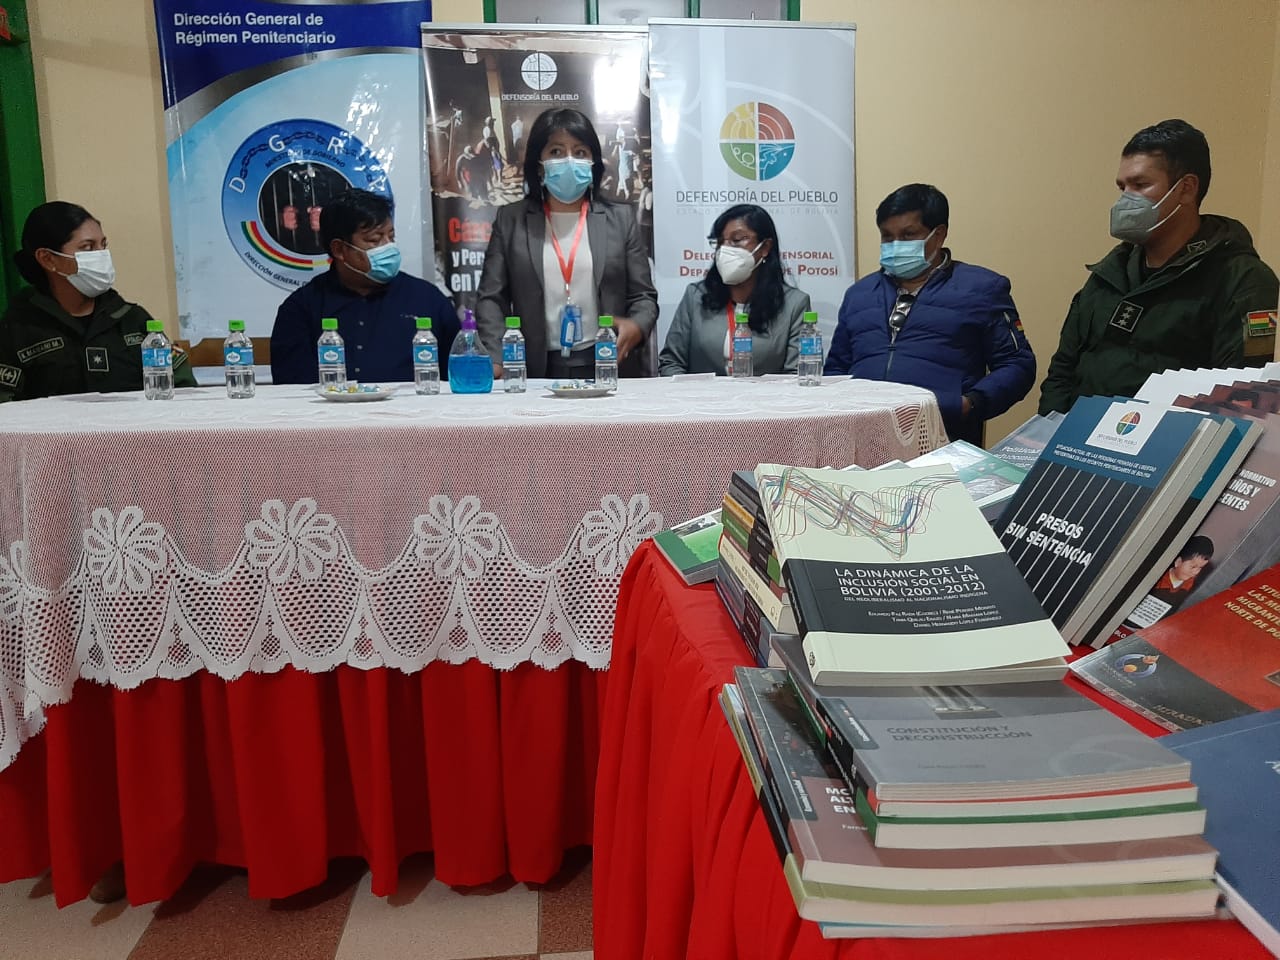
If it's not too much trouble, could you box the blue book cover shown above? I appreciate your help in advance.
[1162,710,1280,955]
[1081,410,1261,648]
[994,396,1217,635]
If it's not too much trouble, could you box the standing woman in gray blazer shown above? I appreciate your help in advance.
[658,204,811,376]
[476,108,658,379]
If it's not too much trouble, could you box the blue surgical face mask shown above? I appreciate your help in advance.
[346,240,401,284]
[879,227,938,280]
[542,157,594,204]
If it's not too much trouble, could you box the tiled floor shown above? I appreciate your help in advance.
[0,849,594,960]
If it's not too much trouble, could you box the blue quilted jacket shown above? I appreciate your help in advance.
[824,256,1036,446]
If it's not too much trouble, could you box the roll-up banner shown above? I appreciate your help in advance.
[647,19,856,350]
[154,0,431,341]
[420,25,650,314]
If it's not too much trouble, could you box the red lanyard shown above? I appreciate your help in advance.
[726,301,739,343]
[545,201,589,298]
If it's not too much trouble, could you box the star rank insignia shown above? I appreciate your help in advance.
[1109,301,1144,332]
[86,346,110,372]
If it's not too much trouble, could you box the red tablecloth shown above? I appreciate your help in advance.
[594,541,1270,960]
[0,660,603,906]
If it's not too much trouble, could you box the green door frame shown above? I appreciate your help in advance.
[0,0,46,315]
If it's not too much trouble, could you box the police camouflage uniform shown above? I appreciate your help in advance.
[1038,215,1280,415]
[0,286,196,402]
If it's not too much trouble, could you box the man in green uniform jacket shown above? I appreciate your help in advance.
[0,286,196,402]
[1039,119,1279,415]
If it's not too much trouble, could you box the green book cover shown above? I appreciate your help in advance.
[652,508,722,585]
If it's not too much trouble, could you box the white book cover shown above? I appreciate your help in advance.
[754,463,1068,681]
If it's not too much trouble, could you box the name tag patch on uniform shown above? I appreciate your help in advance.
[0,365,20,388]
[1109,301,1144,332]
[1246,310,1278,338]
[86,346,110,372]
[16,337,65,362]
[123,332,145,346]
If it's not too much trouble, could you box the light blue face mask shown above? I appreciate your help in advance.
[879,227,938,280]
[348,241,401,284]
[542,157,594,204]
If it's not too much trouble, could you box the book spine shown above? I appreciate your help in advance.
[814,696,870,800]
[720,533,793,631]
[730,472,761,513]
[780,560,815,636]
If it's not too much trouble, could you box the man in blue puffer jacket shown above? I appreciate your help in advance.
[825,183,1036,446]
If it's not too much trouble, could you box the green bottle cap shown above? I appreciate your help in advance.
[735,313,749,325]
[229,320,245,332]
[599,315,614,327]
[802,311,818,324]
[505,316,521,329]
[146,319,164,332]
[321,317,338,331]
[416,317,432,330]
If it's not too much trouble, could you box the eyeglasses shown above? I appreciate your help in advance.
[707,235,759,250]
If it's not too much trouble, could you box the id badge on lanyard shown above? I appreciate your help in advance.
[560,299,582,357]
[548,201,589,359]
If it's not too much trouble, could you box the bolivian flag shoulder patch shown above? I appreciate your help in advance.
[1246,309,1278,338]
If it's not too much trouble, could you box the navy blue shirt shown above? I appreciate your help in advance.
[270,269,459,384]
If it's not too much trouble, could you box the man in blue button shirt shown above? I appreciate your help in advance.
[271,189,459,384]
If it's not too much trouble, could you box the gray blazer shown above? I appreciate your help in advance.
[475,197,659,378]
[658,282,812,376]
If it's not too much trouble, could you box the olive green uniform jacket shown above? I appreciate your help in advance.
[0,287,195,402]
[1038,215,1279,415]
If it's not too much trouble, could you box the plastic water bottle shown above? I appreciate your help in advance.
[317,317,346,388]
[224,320,256,398]
[412,317,440,395]
[595,315,618,390]
[141,319,175,399]
[448,308,494,394]
[502,316,526,393]
[732,311,753,379]
[798,310,823,386]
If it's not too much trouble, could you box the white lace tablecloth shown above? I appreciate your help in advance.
[0,377,945,770]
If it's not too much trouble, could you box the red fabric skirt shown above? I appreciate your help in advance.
[593,541,1270,960]
[0,660,604,906]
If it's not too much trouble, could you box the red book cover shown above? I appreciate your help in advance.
[1071,563,1280,731]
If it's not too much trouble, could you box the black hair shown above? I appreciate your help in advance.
[700,203,789,334]
[1122,119,1211,204]
[521,108,605,202]
[319,188,394,251]
[875,183,949,230]
[14,201,98,293]
[1179,535,1214,562]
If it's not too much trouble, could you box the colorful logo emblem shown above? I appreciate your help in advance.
[1115,411,1142,435]
[719,102,795,181]
[222,119,392,291]
[1115,653,1159,678]
[521,53,557,91]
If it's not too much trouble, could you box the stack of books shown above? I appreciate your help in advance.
[720,665,1222,939]
[716,468,792,667]
[992,394,1258,647]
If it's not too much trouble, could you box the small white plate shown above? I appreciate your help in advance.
[315,384,396,402]
[546,379,616,399]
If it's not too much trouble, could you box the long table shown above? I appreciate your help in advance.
[593,541,1271,960]
[0,377,946,905]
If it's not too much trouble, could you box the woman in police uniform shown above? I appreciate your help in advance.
[0,200,195,402]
